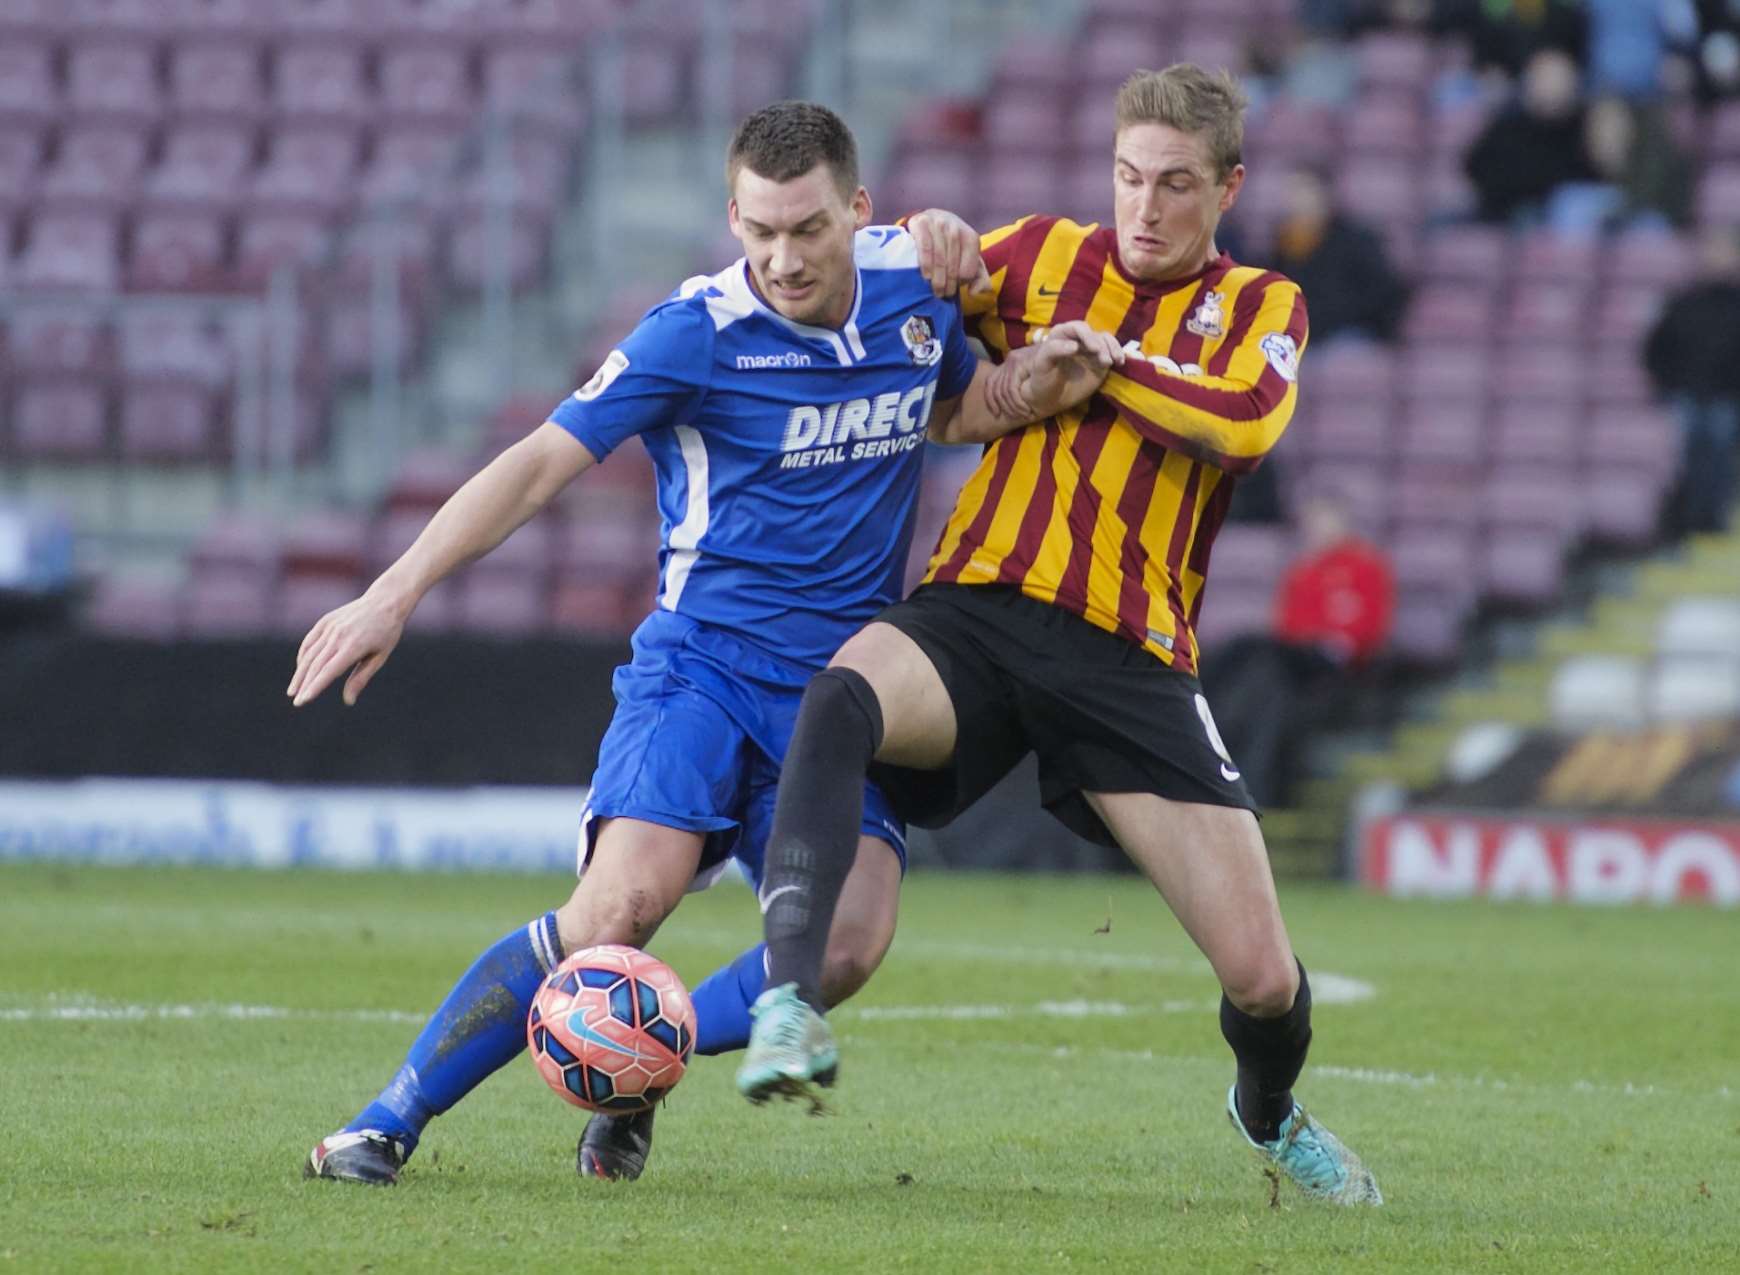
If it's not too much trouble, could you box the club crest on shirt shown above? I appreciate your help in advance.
[1185,290,1226,338]
[901,314,942,366]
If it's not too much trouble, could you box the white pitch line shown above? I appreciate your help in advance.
[0,1002,425,1025]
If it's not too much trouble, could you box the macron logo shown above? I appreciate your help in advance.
[736,351,813,370]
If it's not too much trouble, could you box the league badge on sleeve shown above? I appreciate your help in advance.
[574,349,630,402]
[900,314,942,367]
[1260,332,1300,383]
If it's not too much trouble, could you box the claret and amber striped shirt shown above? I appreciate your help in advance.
[924,215,1309,674]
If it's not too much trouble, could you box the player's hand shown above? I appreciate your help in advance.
[1023,321,1125,413]
[907,208,992,298]
[286,590,409,708]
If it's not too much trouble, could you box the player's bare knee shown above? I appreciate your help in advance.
[819,932,882,1006]
[1221,955,1300,1018]
[554,882,669,952]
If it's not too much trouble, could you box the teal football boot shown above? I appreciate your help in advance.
[1227,1085,1383,1205]
[736,983,838,1112]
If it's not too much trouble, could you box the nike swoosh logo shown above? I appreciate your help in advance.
[1036,284,1061,297]
[1220,763,1241,782]
[758,883,801,915]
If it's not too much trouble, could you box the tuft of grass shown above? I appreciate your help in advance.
[1,865,1736,1273]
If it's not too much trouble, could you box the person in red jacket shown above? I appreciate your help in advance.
[1208,495,1395,806]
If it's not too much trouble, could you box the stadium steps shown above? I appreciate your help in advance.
[1311,526,1740,860]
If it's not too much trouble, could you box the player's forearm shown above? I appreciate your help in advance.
[932,356,1046,446]
[368,427,591,614]
[1096,366,1292,473]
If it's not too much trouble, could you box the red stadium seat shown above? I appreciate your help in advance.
[481,48,587,136]
[1583,468,1663,547]
[191,513,281,573]
[549,580,641,637]
[1483,471,1582,540]
[0,127,45,213]
[165,0,271,41]
[1308,342,1397,403]
[1419,225,1507,283]
[1389,588,1467,663]
[116,311,229,387]
[1696,162,1740,224]
[384,449,475,514]
[1335,159,1422,224]
[1392,529,1477,602]
[233,212,331,290]
[1480,532,1566,607]
[145,125,260,212]
[277,0,375,42]
[474,0,613,50]
[276,573,361,634]
[1603,229,1693,288]
[118,382,217,461]
[1502,282,1591,341]
[14,214,122,292]
[12,378,110,460]
[0,0,65,42]
[5,312,112,379]
[169,42,267,124]
[1493,348,1584,404]
[1341,94,1425,157]
[65,42,163,125]
[0,43,59,128]
[1400,344,1491,403]
[85,575,181,639]
[35,126,152,213]
[1355,32,1433,93]
[457,572,548,636]
[379,47,475,129]
[1515,229,1599,283]
[66,0,160,38]
[248,126,362,216]
[446,209,549,292]
[127,212,230,292]
[1491,403,1579,466]
[183,567,275,636]
[272,44,371,126]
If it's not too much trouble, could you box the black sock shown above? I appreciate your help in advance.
[762,667,884,1012]
[1219,960,1312,1144]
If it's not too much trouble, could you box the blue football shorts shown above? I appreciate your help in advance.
[577,609,907,892]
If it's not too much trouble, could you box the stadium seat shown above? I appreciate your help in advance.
[457,572,548,636]
[116,311,229,388]
[992,35,1079,96]
[66,0,160,38]
[35,125,153,213]
[452,135,574,220]
[1192,582,1272,653]
[233,212,330,290]
[1549,655,1647,730]
[145,125,260,212]
[1493,348,1584,404]
[0,126,43,215]
[14,214,122,292]
[1390,469,1481,534]
[385,449,475,514]
[549,580,641,637]
[1603,229,1692,289]
[358,128,460,214]
[0,42,58,128]
[1335,160,1422,224]
[5,312,112,380]
[1502,283,1590,342]
[1355,31,1432,92]
[84,573,181,639]
[118,382,217,461]
[446,209,549,292]
[1418,225,1507,283]
[1515,230,1599,283]
[1705,100,1740,161]
[1592,286,1666,344]
[474,0,613,50]
[127,211,231,292]
[1483,471,1582,540]
[165,0,271,41]
[1583,468,1662,547]
[1587,406,1677,478]
[1480,533,1566,607]
[1400,344,1491,404]
[1648,655,1740,722]
[272,44,372,126]
[1656,597,1740,660]
[0,0,64,42]
[1299,402,1391,463]
[401,579,457,633]
[379,47,475,129]
[1341,94,1424,157]
[982,161,1062,228]
[984,98,1069,161]
[480,48,587,137]
[1392,530,1477,604]
[64,42,162,124]
[1396,404,1484,471]
[281,510,370,580]
[183,567,275,636]
[1491,403,1579,467]
[1403,287,1497,343]
[1308,342,1397,404]
[248,126,363,216]
[275,0,374,42]
[553,514,661,583]
[190,512,280,573]
[1695,162,1740,225]
[169,42,268,124]
[11,379,110,460]
[276,573,360,633]
[1197,524,1286,591]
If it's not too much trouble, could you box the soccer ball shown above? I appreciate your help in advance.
[526,944,696,1114]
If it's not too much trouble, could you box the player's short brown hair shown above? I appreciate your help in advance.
[726,100,860,196]
[1115,64,1248,181]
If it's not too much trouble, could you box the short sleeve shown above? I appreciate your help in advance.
[934,302,977,401]
[547,302,713,460]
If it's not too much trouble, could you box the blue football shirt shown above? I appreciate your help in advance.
[549,226,978,671]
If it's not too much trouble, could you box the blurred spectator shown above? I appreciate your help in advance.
[1435,0,1588,79]
[1270,166,1408,344]
[1205,496,1396,806]
[1664,0,1740,103]
[1644,227,1740,538]
[1465,49,1597,223]
[1582,97,1693,229]
[1585,0,1670,100]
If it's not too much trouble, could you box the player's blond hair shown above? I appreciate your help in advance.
[1115,64,1247,181]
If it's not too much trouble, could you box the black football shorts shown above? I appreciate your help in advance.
[868,583,1258,848]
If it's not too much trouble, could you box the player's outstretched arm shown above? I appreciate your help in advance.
[929,321,1124,446]
[287,422,597,707]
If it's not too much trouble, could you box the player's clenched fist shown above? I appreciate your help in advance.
[984,320,1125,421]
[286,590,408,708]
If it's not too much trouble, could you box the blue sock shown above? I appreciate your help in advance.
[345,911,564,1154]
[690,943,769,1055]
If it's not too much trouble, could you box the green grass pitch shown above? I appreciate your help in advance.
[1,863,1735,1273]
